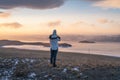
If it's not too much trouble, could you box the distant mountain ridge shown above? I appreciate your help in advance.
[61,35,120,42]
[0,40,72,48]
[79,40,95,43]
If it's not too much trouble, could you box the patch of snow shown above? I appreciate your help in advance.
[82,75,88,79]
[49,79,52,80]
[25,58,30,62]
[62,68,67,73]
[80,72,83,76]
[72,67,79,72]
[14,59,19,65]
[3,71,9,75]
[28,72,36,78]
[44,75,48,78]
[52,75,56,77]
[1,76,9,80]
[30,59,35,63]
[48,60,50,63]
[21,59,26,63]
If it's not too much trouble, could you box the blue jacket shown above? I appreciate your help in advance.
[49,35,60,50]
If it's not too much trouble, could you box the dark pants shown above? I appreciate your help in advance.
[50,49,58,66]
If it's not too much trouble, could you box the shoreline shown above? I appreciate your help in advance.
[1,47,120,58]
[0,47,120,63]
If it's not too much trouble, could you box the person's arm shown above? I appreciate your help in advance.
[57,36,61,41]
[49,35,51,39]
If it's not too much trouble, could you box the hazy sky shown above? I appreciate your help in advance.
[0,0,120,40]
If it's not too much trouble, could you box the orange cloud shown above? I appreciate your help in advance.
[73,21,95,27]
[48,20,61,27]
[67,21,98,35]
[97,18,109,24]
[93,0,120,9]
[0,22,22,28]
[0,12,10,18]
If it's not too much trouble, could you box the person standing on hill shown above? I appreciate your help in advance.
[49,29,61,67]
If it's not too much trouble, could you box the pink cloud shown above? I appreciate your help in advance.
[0,22,22,28]
[93,0,120,9]
[97,18,109,24]
[0,12,10,18]
[48,20,61,27]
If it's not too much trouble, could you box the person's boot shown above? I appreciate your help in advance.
[53,63,57,67]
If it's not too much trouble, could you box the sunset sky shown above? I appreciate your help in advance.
[0,0,120,40]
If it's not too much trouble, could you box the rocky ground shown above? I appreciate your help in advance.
[0,57,120,80]
[0,48,120,80]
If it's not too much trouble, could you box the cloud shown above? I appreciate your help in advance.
[66,21,99,35]
[0,12,10,18]
[73,21,95,27]
[48,20,61,27]
[0,0,65,9]
[97,18,109,24]
[97,18,119,24]
[93,0,120,9]
[85,0,102,2]
[0,22,22,28]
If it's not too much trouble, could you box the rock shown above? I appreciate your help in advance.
[52,75,56,77]
[77,73,83,78]
[13,64,29,77]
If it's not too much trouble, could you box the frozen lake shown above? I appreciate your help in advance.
[2,42,120,57]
